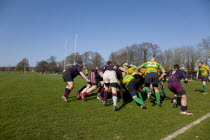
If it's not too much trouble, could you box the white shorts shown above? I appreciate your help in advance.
[103,70,118,83]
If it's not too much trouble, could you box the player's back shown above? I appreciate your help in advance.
[167,70,187,83]
[140,61,163,74]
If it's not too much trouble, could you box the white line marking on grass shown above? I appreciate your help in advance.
[161,112,210,140]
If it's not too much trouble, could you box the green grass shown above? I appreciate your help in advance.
[0,71,210,140]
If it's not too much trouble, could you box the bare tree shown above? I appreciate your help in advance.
[47,56,58,73]
[199,37,210,65]
[66,53,82,65]
[15,58,30,72]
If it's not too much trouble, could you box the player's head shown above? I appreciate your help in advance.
[173,64,179,70]
[150,57,156,61]
[107,61,112,66]
[77,60,83,67]
[198,61,203,66]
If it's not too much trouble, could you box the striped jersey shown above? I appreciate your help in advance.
[128,65,139,74]
[197,65,210,76]
[123,74,134,86]
[139,61,163,74]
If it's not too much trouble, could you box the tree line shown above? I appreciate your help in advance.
[1,36,209,74]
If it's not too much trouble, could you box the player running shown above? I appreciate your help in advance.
[62,61,90,102]
[103,61,128,111]
[196,61,210,95]
[138,57,165,107]
[164,64,193,115]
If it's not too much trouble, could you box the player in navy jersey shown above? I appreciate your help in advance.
[163,64,193,115]
[62,61,90,102]
[103,61,128,111]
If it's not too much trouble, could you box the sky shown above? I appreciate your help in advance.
[0,0,209,67]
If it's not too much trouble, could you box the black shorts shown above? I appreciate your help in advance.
[201,76,208,82]
[127,79,141,96]
[62,72,74,82]
[145,72,159,86]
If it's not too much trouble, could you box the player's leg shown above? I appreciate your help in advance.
[97,83,105,101]
[102,71,110,105]
[202,77,208,94]
[111,86,118,111]
[160,81,166,95]
[118,80,124,102]
[168,82,178,107]
[76,86,87,98]
[144,73,153,99]
[62,81,74,102]
[128,80,146,109]
[180,91,193,115]
[81,83,92,101]
[151,73,162,106]
[109,71,118,111]
[62,72,74,102]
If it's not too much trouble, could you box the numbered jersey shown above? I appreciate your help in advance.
[139,61,163,74]
[123,74,134,86]
[197,65,210,77]
[166,70,188,83]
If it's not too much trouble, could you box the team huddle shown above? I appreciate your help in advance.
[61,58,210,116]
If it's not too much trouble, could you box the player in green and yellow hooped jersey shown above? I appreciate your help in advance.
[139,57,165,107]
[123,73,146,109]
[196,61,210,95]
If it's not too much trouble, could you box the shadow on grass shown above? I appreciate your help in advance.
[195,89,204,94]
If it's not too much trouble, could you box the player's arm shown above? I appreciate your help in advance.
[182,71,188,83]
[158,64,166,80]
[119,67,128,74]
[158,69,166,80]
[99,71,104,78]
[79,72,90,82]
[77,66,90,82]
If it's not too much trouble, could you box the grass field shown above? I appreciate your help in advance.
[0,71,210,140]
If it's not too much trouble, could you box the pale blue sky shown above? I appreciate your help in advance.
[0,0,209,66]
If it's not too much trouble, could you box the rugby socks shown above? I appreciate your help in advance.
[174,96,178,101]
[112,93,117,106]
[64,88,71,97]
[203,85,208,93]
[103,90,108,101]
[82,92,87,98]
[100,88,105,96]
[181,106,187,112]
[155,92,161,104]
[134,92,145,105]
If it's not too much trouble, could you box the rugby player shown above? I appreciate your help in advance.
[62,61,90,102]
[123,72,146,109]
[138,57,165,107]
[80,67,104,101]
[196,61,210,95]
[103,61,128,111]
[165,64,193,115]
